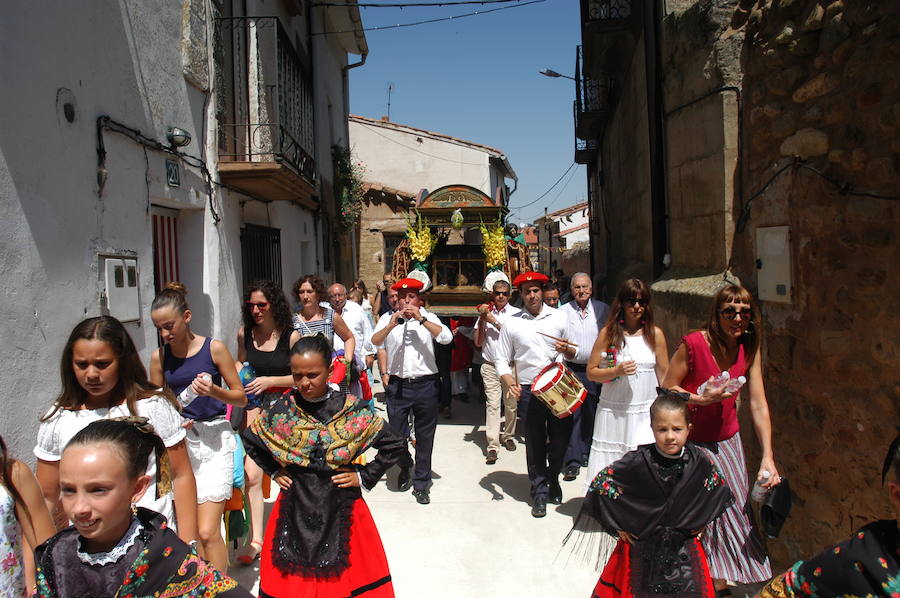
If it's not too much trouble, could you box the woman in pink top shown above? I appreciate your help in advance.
[663,285,781,595]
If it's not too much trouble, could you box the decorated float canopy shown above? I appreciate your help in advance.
[415,184,507,224]
[389,184,531,317]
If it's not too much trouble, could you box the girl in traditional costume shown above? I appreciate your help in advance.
[33,418,251,597]
[568,391,734,598]
[242,334,404,598]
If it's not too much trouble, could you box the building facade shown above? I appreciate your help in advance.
[534,202,591,276]
[576,0,900,566]
[349,115,517,287]
[0,0,366,460]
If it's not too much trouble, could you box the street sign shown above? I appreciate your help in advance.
[165,159,180,187]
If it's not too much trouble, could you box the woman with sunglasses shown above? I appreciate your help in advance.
[233,281,300,566]
[662,284,780,594]
[584,279,669,563]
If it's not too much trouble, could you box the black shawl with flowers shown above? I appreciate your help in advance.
[33,508,251,597]
[568,443,733,597]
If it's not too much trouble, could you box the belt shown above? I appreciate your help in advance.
[565,361,588,372]
[389,373,440,384]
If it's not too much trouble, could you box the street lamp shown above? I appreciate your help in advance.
[539,68,576,81]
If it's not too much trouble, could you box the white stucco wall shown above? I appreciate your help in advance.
[0,0,357,462]
[349,118,500,197]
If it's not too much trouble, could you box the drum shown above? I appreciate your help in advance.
[532,362,587,418]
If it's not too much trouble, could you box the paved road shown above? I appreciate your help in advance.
[231,389,600,596]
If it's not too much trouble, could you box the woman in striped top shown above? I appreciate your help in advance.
[291,275,355,390]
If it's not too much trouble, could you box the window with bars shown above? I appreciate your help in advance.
[241,224,282,290]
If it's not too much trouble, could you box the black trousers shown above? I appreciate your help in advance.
[523,384,574,500]
[434,338,453,409]
[385,376,439,492]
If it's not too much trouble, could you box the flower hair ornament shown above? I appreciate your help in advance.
[110,415,173,498]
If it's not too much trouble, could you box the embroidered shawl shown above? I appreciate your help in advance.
[33,508,251,597]
[249,390,384,470]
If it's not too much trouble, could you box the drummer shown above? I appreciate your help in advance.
[495,272,576,518]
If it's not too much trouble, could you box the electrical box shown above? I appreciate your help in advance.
[756,226,791,303]
[102,256,140,321]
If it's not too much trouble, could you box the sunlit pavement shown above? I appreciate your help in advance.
[230,379,599,597]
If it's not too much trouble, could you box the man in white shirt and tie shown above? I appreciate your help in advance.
[474,279,521,465]
[371,278,453,505]
[559,273,610,481]
[495,272,576,518]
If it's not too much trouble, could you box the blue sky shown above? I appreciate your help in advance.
[345,0,585,225]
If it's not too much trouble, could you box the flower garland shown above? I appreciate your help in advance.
[479,217,507,272]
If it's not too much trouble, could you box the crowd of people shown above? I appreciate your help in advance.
[0,268,896,598]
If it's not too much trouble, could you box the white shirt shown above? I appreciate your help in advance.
[373,307,452,378]
[35,395,185,526]
[333,300,376,365]
[475,303,521,363]
[560,298,611,364]
[495,304,569,386]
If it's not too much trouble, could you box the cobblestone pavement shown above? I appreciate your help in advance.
[230,386,600,596]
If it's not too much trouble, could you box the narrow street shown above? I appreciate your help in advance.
[232,382,599,597]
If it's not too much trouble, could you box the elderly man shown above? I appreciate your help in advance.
[372,278,452,505]
[559,272,610,481]
[474,279,521,465]
[328,283,376,384]
[495,272,575,517]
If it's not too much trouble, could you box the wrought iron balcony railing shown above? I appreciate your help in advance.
[583,0,634,25]
[575,46,613,140]
[215,16,316,184]
[575,136,599,165]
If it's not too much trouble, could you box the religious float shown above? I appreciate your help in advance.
[390,184,532,317]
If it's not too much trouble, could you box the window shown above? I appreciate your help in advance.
[241,224,282,290]
[383,234,404,275]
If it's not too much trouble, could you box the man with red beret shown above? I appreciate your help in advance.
[371,277,453,505]
[495,272,577,517]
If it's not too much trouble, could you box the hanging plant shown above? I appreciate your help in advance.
[332,145,365,229]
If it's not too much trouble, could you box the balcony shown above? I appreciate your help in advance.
[580,0,640,78]
[215,16,318,207]
[575,46,613,141]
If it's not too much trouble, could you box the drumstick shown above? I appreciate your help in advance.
[537,332,578,348]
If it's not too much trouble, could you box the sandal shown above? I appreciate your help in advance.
[236,540,263,566]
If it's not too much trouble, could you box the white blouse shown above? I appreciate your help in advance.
[35,395,186,526]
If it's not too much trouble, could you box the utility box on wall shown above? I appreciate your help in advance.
[756,226,792,304]
[101,256,140,321]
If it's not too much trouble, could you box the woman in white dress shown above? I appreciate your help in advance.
[584,279,669,563]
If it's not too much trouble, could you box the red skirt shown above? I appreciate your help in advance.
[260,495,394,598]
[593,538,714,598]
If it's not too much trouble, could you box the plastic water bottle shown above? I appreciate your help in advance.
[696,371,730,396]
[178,373,211,406]
[751,470,771,502]
[239,362,257,404]
[723,375,747,394]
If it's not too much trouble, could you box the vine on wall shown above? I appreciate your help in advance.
[332,145,365,229]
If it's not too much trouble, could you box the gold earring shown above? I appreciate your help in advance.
[131,502,138,517]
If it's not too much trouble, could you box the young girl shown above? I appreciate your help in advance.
[33,418,252,597]
[242,335,404,597]
[1,435,54,598]
[35,316,197,544]
[568,391,734,598]
[149,282,246,572]
[233,280,300,565]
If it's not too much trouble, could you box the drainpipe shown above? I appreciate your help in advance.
[643,0,668,280]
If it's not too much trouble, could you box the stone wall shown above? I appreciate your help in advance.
[358,199,409,287]
[732,0,900,566]
[592,0,900,569]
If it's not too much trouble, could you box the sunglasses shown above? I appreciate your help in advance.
[720,307,753,320]
[246,301,269,309]
[624,298,649,307]
[493,291,510,296]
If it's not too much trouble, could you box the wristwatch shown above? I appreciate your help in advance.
[418,316,426,324]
